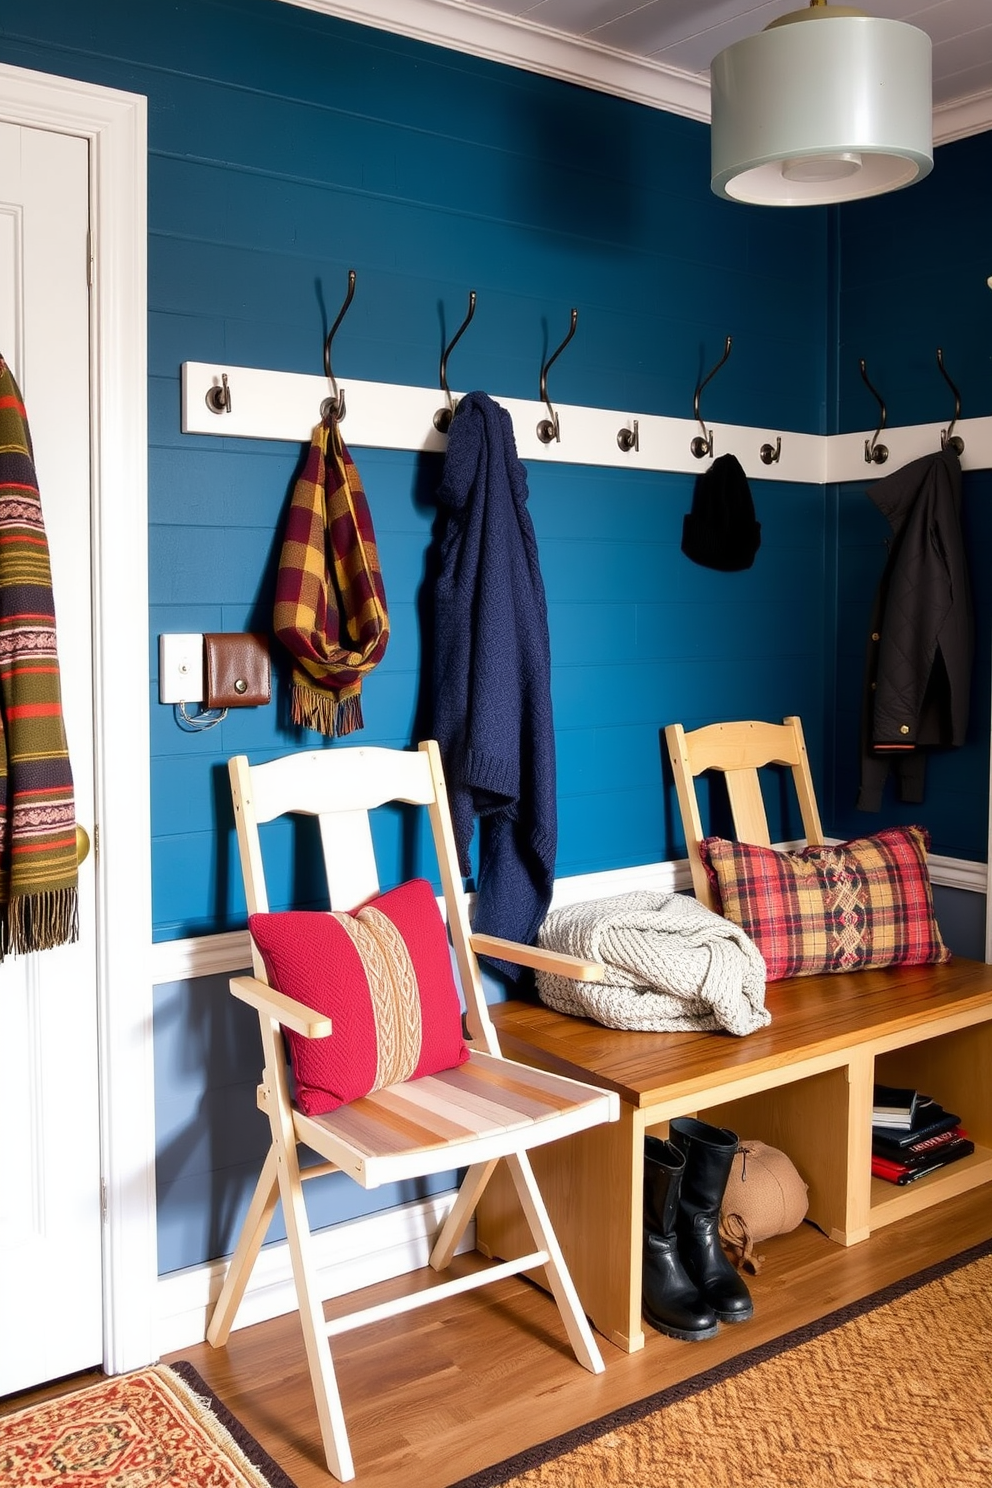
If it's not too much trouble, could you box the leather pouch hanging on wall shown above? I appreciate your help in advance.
[204,633,271,708]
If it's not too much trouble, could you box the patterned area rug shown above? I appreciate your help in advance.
[0,1360,298,1488]
[453,1237,992,1488]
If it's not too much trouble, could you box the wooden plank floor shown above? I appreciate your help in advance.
[5,1186,991,1487]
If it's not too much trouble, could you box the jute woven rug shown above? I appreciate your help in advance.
[454,1237,992,1488]
[0,1359,298,1488]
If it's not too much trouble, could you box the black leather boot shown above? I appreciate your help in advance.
[643,1135,719,1341]
[669,1117,754,1323]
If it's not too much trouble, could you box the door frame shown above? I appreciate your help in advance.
[0,63,155,1374]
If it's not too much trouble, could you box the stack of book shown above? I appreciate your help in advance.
[871,1084,974,1185]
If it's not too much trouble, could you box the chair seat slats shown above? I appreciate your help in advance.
[306,1057,576,1160]
[437,1065,566,1123]
[454,1050,601,1114]
[366,1079,508,1141]
[392,1068,538,1133]
[306,1093,448,1158]
[301,1051,610,1170]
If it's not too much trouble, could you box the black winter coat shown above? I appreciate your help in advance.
[858,447,973,811]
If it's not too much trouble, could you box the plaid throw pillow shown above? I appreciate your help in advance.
[699,825,951,982]
[249,878,469,1115]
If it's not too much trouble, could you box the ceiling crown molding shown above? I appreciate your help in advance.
[932,89,992,146]
[281,0,992,143]
[279,0,711,121]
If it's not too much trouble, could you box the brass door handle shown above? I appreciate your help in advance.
[76,824,91,865]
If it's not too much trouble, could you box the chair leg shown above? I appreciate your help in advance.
[505,1151,606,1375]
[429,1160,498,1271]
[276,1143,356,1483]
[207,1145,280,1347]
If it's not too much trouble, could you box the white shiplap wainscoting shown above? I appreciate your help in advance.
[152,849,984,1353]
[156,1192,469,1358]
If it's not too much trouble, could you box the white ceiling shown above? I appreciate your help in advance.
[285,0,992,143]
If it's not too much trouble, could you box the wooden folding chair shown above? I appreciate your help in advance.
[207,739,618,1481]
[664,715,824,910]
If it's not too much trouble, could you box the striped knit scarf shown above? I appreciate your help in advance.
[0,358,78,956]
[274,415,388,736]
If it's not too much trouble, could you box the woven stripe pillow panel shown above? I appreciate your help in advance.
[698,824,951,982]
[249,878,469,1115]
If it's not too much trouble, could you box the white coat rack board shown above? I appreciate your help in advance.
[180,362,992,484]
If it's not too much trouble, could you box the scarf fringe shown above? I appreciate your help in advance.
[1,889,79,960]
[291,682,364,739]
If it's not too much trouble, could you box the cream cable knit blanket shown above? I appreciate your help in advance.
[536,890,770,1035]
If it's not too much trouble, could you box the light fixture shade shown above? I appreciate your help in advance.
[711,10,933,206]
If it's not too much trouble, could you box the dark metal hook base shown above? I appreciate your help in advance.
[617,420,639,453]
[205,373,231,414]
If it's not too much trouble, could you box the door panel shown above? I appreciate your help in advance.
[0,121,102,1394]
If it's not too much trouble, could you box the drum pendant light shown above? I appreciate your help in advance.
[710,1,933,206]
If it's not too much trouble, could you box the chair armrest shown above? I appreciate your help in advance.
[229,975,333,1038]
[469,934,604,982]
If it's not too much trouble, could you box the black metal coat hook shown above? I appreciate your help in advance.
[537,308,578,445]
[205,372,232,415]
[859,358,889,465]
[617,419,639,453]
[434,291,477,434]
[936,348,965,456]
[321,269,357,422]
[691,335,732,458]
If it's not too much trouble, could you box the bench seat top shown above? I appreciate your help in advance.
[491,957,992,1110]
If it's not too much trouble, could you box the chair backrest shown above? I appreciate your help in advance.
[665,716,824,913]
[228,738,500,1054]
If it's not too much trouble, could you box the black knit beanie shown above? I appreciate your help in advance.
[681,453,761,572]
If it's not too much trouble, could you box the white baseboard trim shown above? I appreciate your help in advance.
[155,1191,468,1357]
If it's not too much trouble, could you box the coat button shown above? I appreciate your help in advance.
[871,632,880,641]
[899,724,910,734]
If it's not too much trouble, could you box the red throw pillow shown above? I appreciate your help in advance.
[699,825,951,982]
[249,878,469,1115]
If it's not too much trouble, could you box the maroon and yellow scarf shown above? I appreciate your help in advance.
[274,415,389,736]
[0,357,78,955]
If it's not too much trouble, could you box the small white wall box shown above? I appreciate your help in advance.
[159,634,203,704]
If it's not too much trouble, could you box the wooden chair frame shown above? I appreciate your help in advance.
[206,739,618,1481]
[665,715,823,911]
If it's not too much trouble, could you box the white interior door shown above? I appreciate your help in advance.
[0,120,102,1394]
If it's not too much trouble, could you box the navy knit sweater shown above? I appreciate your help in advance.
[431,391,557,970]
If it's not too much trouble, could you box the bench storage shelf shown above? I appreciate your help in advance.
[476,957,992,1354]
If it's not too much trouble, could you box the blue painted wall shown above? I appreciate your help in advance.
[829,138,992,857]
[4,0,988,1274]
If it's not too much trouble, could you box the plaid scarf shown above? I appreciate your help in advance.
[0,358,78,956]
[274,415,388,736]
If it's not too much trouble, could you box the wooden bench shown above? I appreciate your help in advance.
[476,956,992,1352]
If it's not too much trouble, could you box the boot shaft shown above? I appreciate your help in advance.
[643,1135,685,1238]
[669,1116,738,1221]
